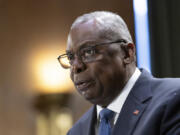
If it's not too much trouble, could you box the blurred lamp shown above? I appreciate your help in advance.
[30,42,74,135]
[32,46,73,93]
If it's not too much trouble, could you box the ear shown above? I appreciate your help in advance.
[122,43,136,64]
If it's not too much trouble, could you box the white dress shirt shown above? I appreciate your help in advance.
[95,68,141,134]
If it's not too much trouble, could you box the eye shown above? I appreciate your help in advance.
[83,48,95,57]
[67,53,74,61]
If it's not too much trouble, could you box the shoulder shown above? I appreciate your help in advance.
[140,69,180,95]
[150,77,180,98]
[137,70,180,134]
[152,77,180,89]
[137,69,180,110]
[158,87,180,134]
[148,75,180,134]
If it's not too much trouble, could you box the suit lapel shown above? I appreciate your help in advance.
[112,70,153,135]
[81,106,97,135]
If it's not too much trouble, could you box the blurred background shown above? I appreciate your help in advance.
[0,0,179,135]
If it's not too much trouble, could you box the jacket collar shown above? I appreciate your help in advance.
[112,69,153,135]
[81,106,97,135]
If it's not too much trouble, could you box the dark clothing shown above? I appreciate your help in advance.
[67,69,180,135]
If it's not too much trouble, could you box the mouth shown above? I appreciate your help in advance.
[75,80,95,92]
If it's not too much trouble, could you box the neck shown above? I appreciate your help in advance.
[126,63,136,80]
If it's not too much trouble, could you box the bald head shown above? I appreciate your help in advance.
[69,11,133,44]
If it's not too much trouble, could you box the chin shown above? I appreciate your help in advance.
[84,96,98,104]
[86,97,106,106]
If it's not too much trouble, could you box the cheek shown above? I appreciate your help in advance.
[92,61,125,89]
[91,63,113,88]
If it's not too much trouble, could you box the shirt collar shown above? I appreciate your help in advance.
[97,68,141,118]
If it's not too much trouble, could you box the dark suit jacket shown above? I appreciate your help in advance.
[67,69,180,135]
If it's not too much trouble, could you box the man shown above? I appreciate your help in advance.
[58,11,180,135]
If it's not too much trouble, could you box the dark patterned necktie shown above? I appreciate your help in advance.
[99,108,115,135]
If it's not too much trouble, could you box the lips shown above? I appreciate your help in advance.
[75,80,94,91]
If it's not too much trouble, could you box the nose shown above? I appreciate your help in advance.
[71,56,86,74]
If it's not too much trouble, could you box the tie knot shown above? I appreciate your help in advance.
[100,108,114,121]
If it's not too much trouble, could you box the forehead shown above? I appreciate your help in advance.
[67,20,106,52]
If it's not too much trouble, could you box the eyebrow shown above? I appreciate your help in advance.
[66,39,127,53]
[80,41,99,49]
[66,41,98,53]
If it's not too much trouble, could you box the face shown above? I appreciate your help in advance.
[67,20,129,106]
